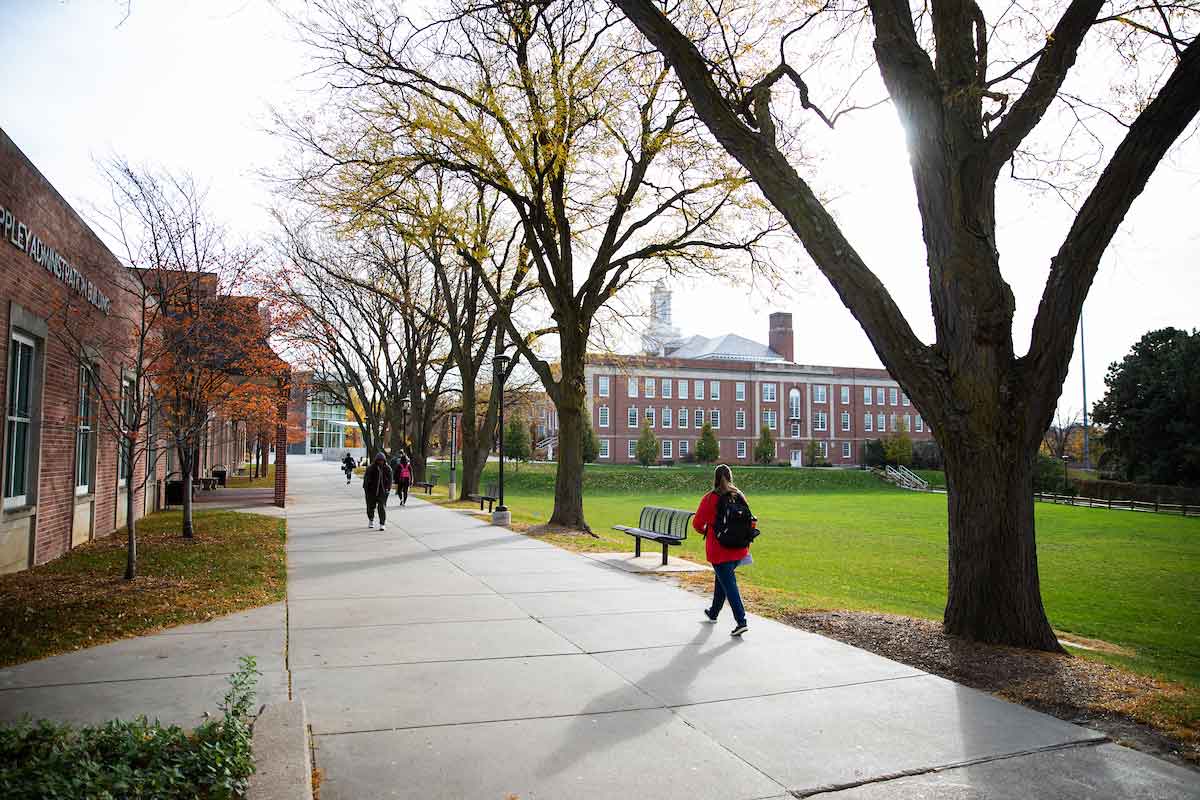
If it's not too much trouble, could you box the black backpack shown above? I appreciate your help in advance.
[714,491,758,549]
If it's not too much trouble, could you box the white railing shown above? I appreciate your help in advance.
[884,464,930,491]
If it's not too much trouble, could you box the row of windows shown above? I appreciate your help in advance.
[599,375,911,409]
[862,413,924,433]
[4,333,141,509]
[597,405,923,436]
[596,438,859,461]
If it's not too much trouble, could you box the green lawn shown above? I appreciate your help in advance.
[445,462,1200,691]
[227,463,275,489]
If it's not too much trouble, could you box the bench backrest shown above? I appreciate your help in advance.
[485,483,498,496]
[637,506,692,540]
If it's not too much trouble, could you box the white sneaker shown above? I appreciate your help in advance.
[379,525,386,532]
[368,520,375,530]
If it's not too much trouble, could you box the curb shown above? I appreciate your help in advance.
[248,700,313,800]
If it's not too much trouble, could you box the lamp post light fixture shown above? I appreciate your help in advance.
[448,413,458,501]
[493,353,511,526]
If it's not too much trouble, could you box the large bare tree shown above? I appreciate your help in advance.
[613,0,1199,649]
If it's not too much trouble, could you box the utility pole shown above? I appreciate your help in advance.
[1080,311,1090,470]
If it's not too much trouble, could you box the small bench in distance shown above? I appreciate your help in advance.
[613,506,694,567]
[469,482,500,512]
[413,473,438,495]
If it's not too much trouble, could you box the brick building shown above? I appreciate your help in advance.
[584,283,932,466]
[0,127,277,574]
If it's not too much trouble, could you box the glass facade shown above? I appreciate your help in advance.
[308,393,349,453]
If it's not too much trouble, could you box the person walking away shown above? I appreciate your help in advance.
[362,452,393,531]
[693,464,757,637]
[395,454,412,506]
[342,452,356,484]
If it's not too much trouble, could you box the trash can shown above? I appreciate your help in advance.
[165,479,187,507]
[212,467,228,487]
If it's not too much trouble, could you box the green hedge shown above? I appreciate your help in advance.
[458,462,890,495]
[0,657,259,800]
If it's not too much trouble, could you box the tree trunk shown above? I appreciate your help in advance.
[124,455,137,580]
[942,438,1064,652]
[180,442,195,539]
[549,354,588,530]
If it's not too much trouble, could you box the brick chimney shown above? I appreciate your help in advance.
[769,312,794,362]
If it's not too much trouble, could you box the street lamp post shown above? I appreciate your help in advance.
[493,353,511,526]
[1062,455,1072,502]
[449,413,458,502]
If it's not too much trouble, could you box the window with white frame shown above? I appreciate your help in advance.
[628,407,638,428]
[840,386,850,404]
[711,409,721,429]
[735,409,745,429]
[598,375,609,397]
[662,378,672,398]
[662,407,673,428]
[735,382,745,401]
[679,380,689,400]
[814,385,827,403]
[764,409,777,430]
[679,407,689,428]
[788,388,801,419]
[840,411,850,431]
[4,334,35,509]
[117,378,134,488]
[628,440,637,459]
[598,405,609,428]
[695,408,704,428]
[877,413,886,432]
[645,378,656,398]
[864,386,872,404]
[679,439,689,457]
[915,415,924,432]
[902,393,910,406]
[627,377,638,398]
[710,381,720,400]
[790,422,800,439]
[736,440,747,459]
[646,408,656,427]
[889,414,897,431]
[75,365,95,495]
[815,411,827,431]
[599,439,610,459]
[903,414,912,432]
[819,441,828,459]
[763,383,777,402]
[662,440,673,459]
[842,441,852,459]
[889,387,898,405]
[694,379,704,399]
[877,387,886,405]
[864,413,873,432]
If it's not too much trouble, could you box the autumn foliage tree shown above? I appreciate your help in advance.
[614,0,1200,649]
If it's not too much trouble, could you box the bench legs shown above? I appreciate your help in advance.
[661,542,669,567]
[634,537,641,558]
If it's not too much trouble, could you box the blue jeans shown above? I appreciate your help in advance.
[709,560,746,626]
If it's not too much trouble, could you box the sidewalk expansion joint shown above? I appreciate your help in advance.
[309,703,669,738]
[788,737,1111,798]
[0,670,248,692]
[290,650,588,672]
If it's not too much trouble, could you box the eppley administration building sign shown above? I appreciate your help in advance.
[0,201,112,315]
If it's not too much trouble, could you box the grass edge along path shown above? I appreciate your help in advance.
[0,509,286,669]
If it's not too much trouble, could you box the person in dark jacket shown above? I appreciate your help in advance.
[362,452,393,531]
[341,452,356,484]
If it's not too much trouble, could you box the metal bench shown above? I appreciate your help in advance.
[613,506,693,566]
[469,482,500,512]
[413,473,438,495]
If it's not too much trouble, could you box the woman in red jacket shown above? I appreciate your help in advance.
[693,464,750,637]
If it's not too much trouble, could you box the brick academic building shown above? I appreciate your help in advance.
[585,282,933,466]
[0,127,257,574]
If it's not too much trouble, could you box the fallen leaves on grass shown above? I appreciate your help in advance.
[0,511,286,668]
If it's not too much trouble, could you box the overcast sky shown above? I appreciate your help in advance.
[2,0,1196,419]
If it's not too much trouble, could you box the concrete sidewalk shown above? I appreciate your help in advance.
[2,456,1196,798]
[282,458,1198,799]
